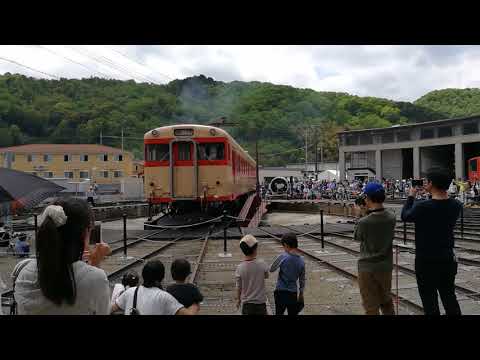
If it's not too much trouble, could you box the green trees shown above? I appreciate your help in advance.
[0,73,454,164]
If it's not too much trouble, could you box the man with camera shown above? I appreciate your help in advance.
[401,168,462,315]
[354,183,396,315]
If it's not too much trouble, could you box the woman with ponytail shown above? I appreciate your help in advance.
[13,198,111,315]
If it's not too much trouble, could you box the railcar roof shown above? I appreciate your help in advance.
[144,124,255,164]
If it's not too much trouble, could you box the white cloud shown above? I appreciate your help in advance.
[0,45,479,101]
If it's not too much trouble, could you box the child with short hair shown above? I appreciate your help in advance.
[270,233,305,315]
[166,258,204,309]
[235,234,269,315]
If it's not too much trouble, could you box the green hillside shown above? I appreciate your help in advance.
[414,88,480,118]
[0,73,448,165]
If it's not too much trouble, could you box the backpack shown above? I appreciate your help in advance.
[130,286,140,315]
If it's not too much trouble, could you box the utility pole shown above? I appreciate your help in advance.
[100,130,103,145]
[314,127,318,174]
[121,127,124,152]
[255,138,260,196]
[305,127,308,177]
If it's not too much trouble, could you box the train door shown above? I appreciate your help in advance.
[170,141,198,199]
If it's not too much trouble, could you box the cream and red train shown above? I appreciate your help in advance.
[144,124,256,212]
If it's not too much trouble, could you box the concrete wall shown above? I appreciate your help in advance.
[382,149,402,180]
[259,168,303,183]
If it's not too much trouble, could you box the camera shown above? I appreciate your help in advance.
[411,179,423,187]
[354,194,366,207]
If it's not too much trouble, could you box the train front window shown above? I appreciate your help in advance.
[470,160,478,172]
[178,142,191,161]
[197,143,225,160]
[146,144,169,161]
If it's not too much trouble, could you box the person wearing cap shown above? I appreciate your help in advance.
[355,182,396,315]
[235,234,269,315]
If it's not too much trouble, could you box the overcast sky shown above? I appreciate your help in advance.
[0,45,479,102]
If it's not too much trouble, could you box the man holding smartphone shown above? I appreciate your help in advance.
[401,168,462,315]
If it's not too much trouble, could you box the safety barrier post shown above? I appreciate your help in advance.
[461,206,464,242]
[403,221,407,245]
[123,213,127,257]
[396,245,399,315]
[219,210,232,258]
[320,209,325,249]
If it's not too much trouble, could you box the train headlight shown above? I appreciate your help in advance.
[216,180,220,186]
[151,129,159,137]
[150,182,155,187]
[209,128,217,136]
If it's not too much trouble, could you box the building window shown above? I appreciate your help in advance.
[27,154,35,162]
[396,131,411,142]
[197,143,225,160]
[438,126,452,138]
[146,144,169,161]
[79,171,89,179]
[98,154,108,161]
[463,122,478,135]
[98,171,109,178]
[420,128,435,139]
[346,135,358,146]
[359,134,373,145]
[11,153,15,162]
[381,133,394,144]
[64,154,71,162]
[114,171,123,178]
[43,172,53,178]
[114,154,123,161]
[64,171,74,179]
[43,154,53,162]
[80,154,89,162]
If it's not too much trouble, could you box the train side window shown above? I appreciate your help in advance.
[178,142,191,161]
[197,143,225,160]
[470,159,478,172]
[146,144,169,161]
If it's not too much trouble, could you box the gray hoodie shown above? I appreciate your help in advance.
[14,259,110,315]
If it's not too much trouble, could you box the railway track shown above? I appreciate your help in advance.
[271,225,480,314]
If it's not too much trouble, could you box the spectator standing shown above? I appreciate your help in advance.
[167,258,204,309]
[354,183,396,315]
[13,199,111,315]
[86,187,95,207]
[270,233,305,315]
[234,235,269,315]
[401,168,462,315]
[111,271,139,309]
[112,260,199,315]
[14,236,30,258]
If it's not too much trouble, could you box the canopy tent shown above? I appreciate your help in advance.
[317,169,339,181]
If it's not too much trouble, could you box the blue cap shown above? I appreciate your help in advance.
[363,182,385,196]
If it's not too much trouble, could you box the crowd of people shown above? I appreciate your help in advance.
[263,176,480,205]
[5,167,468,315]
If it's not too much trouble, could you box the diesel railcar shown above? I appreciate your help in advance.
[144,124,256,213]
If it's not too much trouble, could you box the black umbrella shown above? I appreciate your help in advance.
[0,168,65,215]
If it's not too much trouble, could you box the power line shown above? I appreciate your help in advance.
[107,46,173,82]
[71,46,163,85]
[34,45,114,79]
[0,56,60,79]
[63,46,136,82]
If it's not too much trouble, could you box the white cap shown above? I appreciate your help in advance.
[240,234,258,248]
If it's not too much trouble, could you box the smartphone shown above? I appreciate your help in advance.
[89,221,102,244]
[411,179,423,187]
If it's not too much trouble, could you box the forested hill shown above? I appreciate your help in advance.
[414,88,480,118]
[0,73,449,165]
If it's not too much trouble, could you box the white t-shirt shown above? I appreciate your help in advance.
[14,260,110,315]
[111,283,126,306]
[116,285,184,315]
